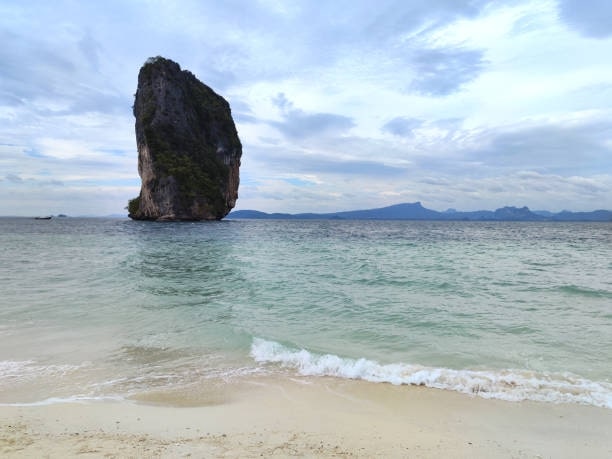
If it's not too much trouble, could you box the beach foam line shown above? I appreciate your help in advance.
[250,338,612,409]
[0,395,125,407]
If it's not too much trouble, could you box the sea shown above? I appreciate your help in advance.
[1,217,611,408]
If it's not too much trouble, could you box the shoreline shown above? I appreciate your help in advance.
[2,376,611,458]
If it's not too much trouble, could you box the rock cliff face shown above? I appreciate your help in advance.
[128,57,241,221]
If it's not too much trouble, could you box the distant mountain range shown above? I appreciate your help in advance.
[228,202,612,221]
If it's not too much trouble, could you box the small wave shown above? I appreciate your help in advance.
[250,338,612,409]
[557,285,612,298]
[0,360,85,381]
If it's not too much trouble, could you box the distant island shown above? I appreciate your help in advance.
[229,202,612,222]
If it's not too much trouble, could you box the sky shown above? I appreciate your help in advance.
[2,0,612,216]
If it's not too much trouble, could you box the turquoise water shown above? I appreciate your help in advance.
[1,217,611,407]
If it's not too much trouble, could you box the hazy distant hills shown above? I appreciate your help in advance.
[229,202,612,221]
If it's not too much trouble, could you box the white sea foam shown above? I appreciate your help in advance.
[250,338,612,409]
[0,360,36,377]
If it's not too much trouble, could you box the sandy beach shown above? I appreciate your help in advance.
[1,376,611,458]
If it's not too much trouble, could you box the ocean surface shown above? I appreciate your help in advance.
[1,217,611,408]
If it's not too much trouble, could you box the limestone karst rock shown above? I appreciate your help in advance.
[127,57,241,221]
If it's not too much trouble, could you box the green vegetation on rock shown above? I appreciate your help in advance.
[127,196,140,216]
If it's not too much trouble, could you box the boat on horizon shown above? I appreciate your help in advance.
[34,216,53,220]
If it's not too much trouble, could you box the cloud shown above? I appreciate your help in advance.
[382,117,423,137]
[271,112,356,140]
[78,30,102,71]
[272,93,292,111]
[5,173,23,183]
[247,143,407,178]
[39,179,65,187]
[227,97,258,124]
[408,47,487,96]
[557,0,612,38]
[465,119,612,175]
[301,157,407,177]
[0,31,127,118]
[269,93,355,139]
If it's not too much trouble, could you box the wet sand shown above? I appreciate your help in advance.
[1,376,611,458]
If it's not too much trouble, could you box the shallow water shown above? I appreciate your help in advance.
[1,217,611,407]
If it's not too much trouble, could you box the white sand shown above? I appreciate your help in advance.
[1,376,611,458]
